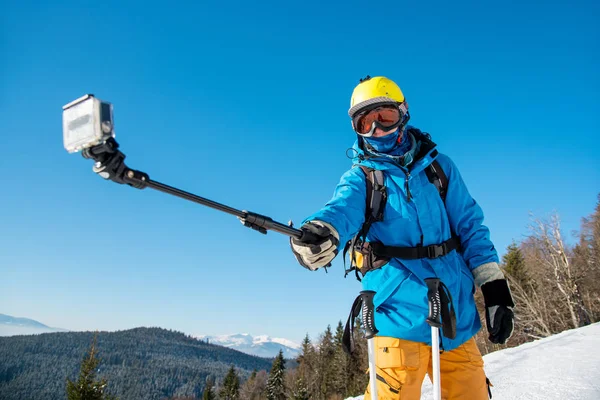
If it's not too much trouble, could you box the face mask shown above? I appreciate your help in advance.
[364,129,399,153]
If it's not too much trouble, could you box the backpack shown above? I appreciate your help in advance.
[343,132,460,281]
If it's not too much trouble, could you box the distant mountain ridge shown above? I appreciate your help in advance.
[0,327,273,400]
[0,313,67,336]
[0,313,300,359]
[0,314,300,358]
[198,333,301,358]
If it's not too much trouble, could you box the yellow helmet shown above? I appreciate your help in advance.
[348,76,406,117]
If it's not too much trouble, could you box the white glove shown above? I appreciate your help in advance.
[290,221,340,271]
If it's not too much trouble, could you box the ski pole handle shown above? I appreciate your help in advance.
[362,290,379,399]
[360,290,379,339]
[425,278,442,328]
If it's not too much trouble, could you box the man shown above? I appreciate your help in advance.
[290,76,515,399]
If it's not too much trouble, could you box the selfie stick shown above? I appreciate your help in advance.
[82,137,317,241]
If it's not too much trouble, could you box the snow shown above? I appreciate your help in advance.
[202,333,255,347]
[197,333,301,349]
[254,335,301,350]
[196,332,301,358]
[345,323,600,400]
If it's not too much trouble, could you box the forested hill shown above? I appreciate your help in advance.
[0,327,273,400]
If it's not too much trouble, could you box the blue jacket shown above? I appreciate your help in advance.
[303,129,499,350]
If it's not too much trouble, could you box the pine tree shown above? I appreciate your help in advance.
[318,325,336,399]
[296,334,317,398]
[66,333,117,400]
[219,366,240,400]
[502,241,530,289]
[331,320,349,396]
[346,317,368,396]
[202,376,216,400]
[240,369,268,400]
[266,349,286,400]
[290,377,309,400]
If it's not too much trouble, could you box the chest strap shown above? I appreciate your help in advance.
[370,235,461,260]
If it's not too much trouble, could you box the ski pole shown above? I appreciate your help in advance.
[359,290,379,400]
[425,278,442,400]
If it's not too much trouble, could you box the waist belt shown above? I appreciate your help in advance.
[370,235,461,260]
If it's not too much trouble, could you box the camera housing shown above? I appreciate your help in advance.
[62,94,114,153]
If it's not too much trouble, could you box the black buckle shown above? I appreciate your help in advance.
[427,243,446,259]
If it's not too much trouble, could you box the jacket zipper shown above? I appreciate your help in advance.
[404,170,412,201]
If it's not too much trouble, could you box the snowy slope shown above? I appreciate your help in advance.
[0,313,67,336]
[197,333,300,358]
[346,323,600,400]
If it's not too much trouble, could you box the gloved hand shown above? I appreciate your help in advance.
[290,221,339,271]
[481,279,515,344]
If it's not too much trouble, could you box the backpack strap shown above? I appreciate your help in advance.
[361,166,386,224]
[425,159,448,203]
[343,166,387,280]
[370,235,460,260]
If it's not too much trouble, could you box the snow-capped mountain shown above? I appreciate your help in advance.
[0,313,67,336]
[197,333,301,359]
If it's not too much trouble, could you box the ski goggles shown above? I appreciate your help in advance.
[352,103,408,137]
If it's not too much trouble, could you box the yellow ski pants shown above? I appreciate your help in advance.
[364,336,489,400]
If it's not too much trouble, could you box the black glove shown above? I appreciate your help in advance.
[290,221,339,271]
[481,279,515,344]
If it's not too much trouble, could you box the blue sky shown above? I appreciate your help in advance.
[1,0,598,344]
